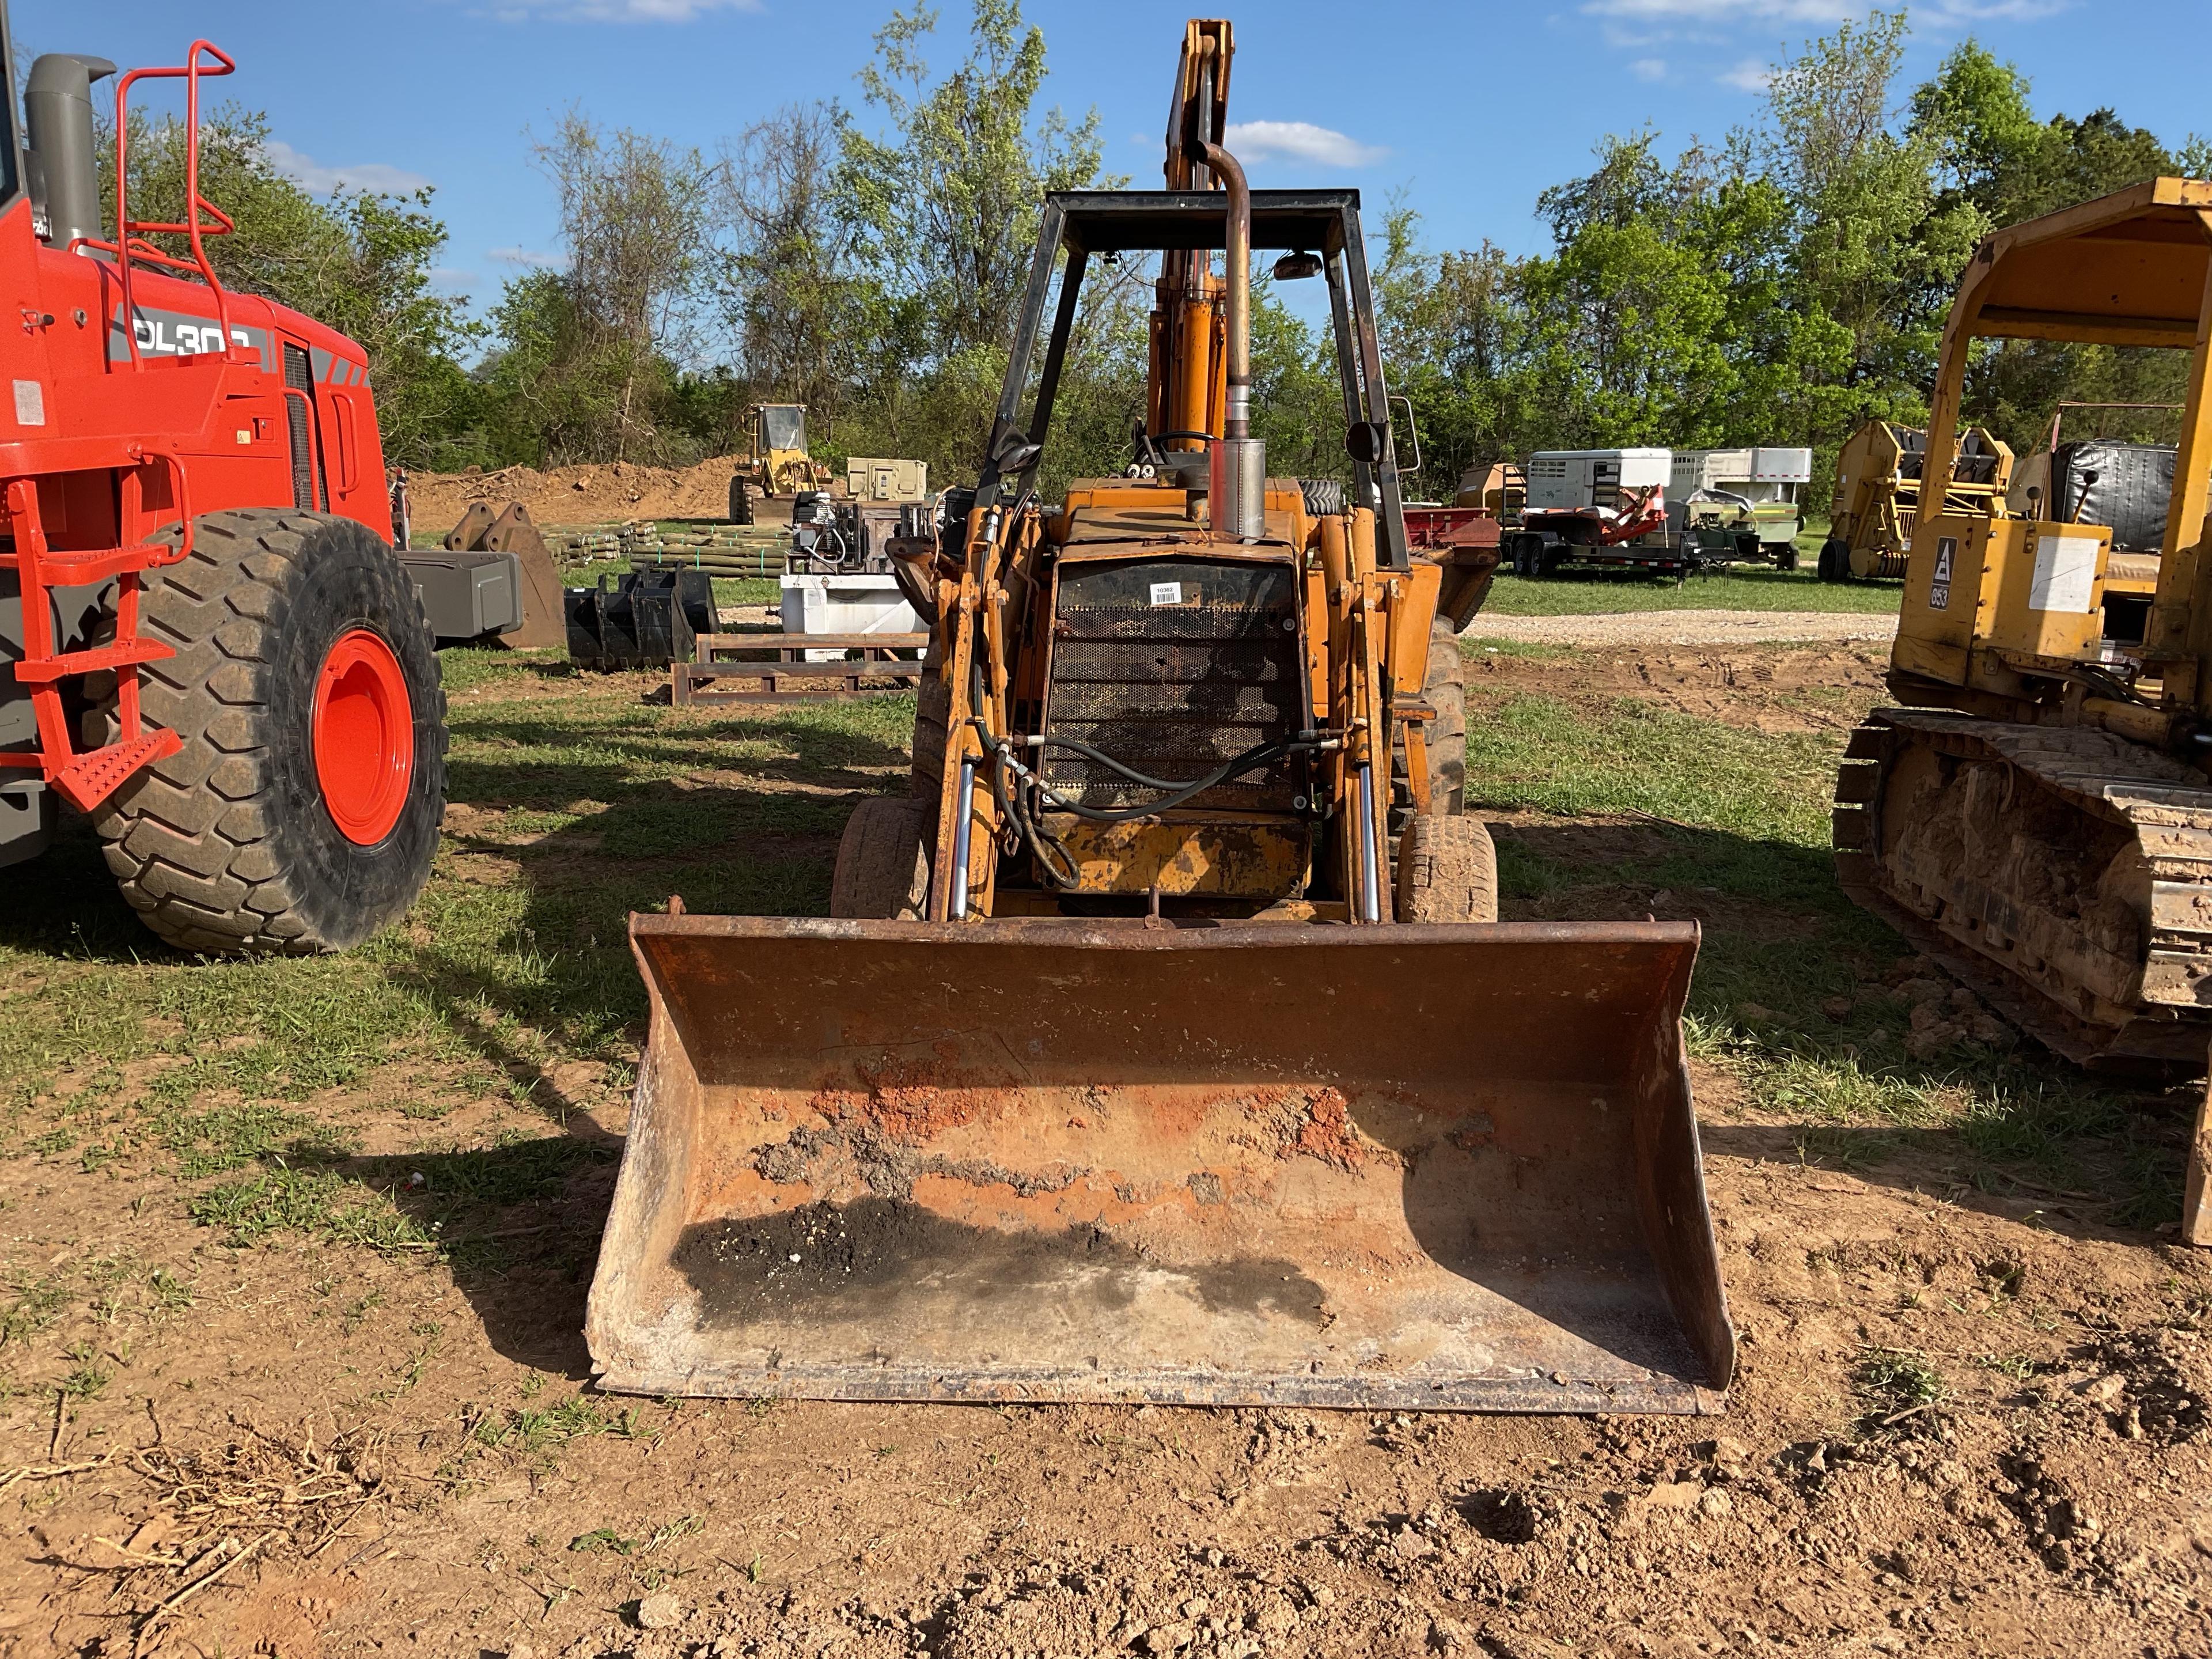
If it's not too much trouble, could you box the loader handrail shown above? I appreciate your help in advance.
[105,40,238,371]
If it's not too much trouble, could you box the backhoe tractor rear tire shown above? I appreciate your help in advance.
[1391,609,1467,836]
[94,509,446,955]
[1395,814,1498,924]
[1299,478,1346,517]
[830,796,930,920]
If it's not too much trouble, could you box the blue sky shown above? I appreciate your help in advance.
[40,0,2212,323]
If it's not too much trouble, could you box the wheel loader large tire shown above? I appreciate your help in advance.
[908,665,951,838]
[94,510,446,954]
[1395,813,1498,923]
[829,796,930,920]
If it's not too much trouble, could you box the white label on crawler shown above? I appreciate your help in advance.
[1149,582,1183,607]
[12,380,44,426]
[2031,532,2100,613]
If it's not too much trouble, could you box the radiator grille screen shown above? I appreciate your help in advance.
[282,344,320,512]
[1041,556,1304,811]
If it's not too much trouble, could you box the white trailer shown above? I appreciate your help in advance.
[1509,449,1693,580]
[1524,448,1672,513]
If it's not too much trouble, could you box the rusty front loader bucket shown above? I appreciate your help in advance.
[586,918,1734,1414]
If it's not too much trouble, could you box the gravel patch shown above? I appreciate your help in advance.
[1467,608,1899,647]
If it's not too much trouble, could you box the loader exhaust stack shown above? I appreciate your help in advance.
[1198,135,1265,543]
[587,918,1734,1413]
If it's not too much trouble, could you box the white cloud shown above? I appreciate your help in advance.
[264,139,430,197]
[1221,120,1387,169]
[1630,57,1668,81]
[1718,57,1774,90]
[490,247,566,268]
[479,0,761,19]
[429,267,478,291]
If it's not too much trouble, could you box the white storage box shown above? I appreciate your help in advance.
[779,573,921,662]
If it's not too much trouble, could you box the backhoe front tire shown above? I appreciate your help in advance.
[96,509,446,954]
[830,796,930,920]
[909,665,951,839]
[1817,537,1850,583]
[1391,609,1467,835]
[1395,815,1499,923]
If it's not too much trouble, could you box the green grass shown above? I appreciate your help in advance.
[1470,692,1843,845]
[0,619,2186,1269]
[1855,1347,1947,1414]
[1465,683,2182,1227]
[0,654,919,1269]
[1479,563,1900,617]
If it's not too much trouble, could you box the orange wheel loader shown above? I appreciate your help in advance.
[0,24,444,952]
[587,20,1735,1414]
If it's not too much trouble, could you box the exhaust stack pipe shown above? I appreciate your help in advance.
[1195,135,1266,542]
[25,54,118,251]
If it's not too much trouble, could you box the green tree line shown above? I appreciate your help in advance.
[111,3,2210,506]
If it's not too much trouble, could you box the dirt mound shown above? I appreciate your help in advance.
[406,453,772,533]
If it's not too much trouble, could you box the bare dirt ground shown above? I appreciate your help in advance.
[1474,612,1899,647]
[408,456,764,533]
[3,647,2210,1658]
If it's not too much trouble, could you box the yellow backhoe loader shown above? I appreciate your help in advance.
[1828,177,2212,1241]
[586,19,1734,1413]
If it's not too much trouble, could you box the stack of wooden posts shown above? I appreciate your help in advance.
[539,520,795,578]
[543,525,628,566]
[625,520,794,579]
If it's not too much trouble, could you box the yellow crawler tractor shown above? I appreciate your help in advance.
[1817,419,2013,583]
[1830,177,2212,1240]
[587,19,1733,1412]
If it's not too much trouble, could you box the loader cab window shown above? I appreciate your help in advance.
[0,21,20,210]
[760,406,805,452]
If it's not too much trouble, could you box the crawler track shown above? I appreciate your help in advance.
[1833,709,2212,1070]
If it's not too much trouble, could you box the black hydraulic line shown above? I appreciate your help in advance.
[977,723,1293,825]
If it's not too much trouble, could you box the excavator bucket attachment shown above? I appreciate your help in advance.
[588,918,1734,1413]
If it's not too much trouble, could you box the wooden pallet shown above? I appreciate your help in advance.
[672,631,931,704]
